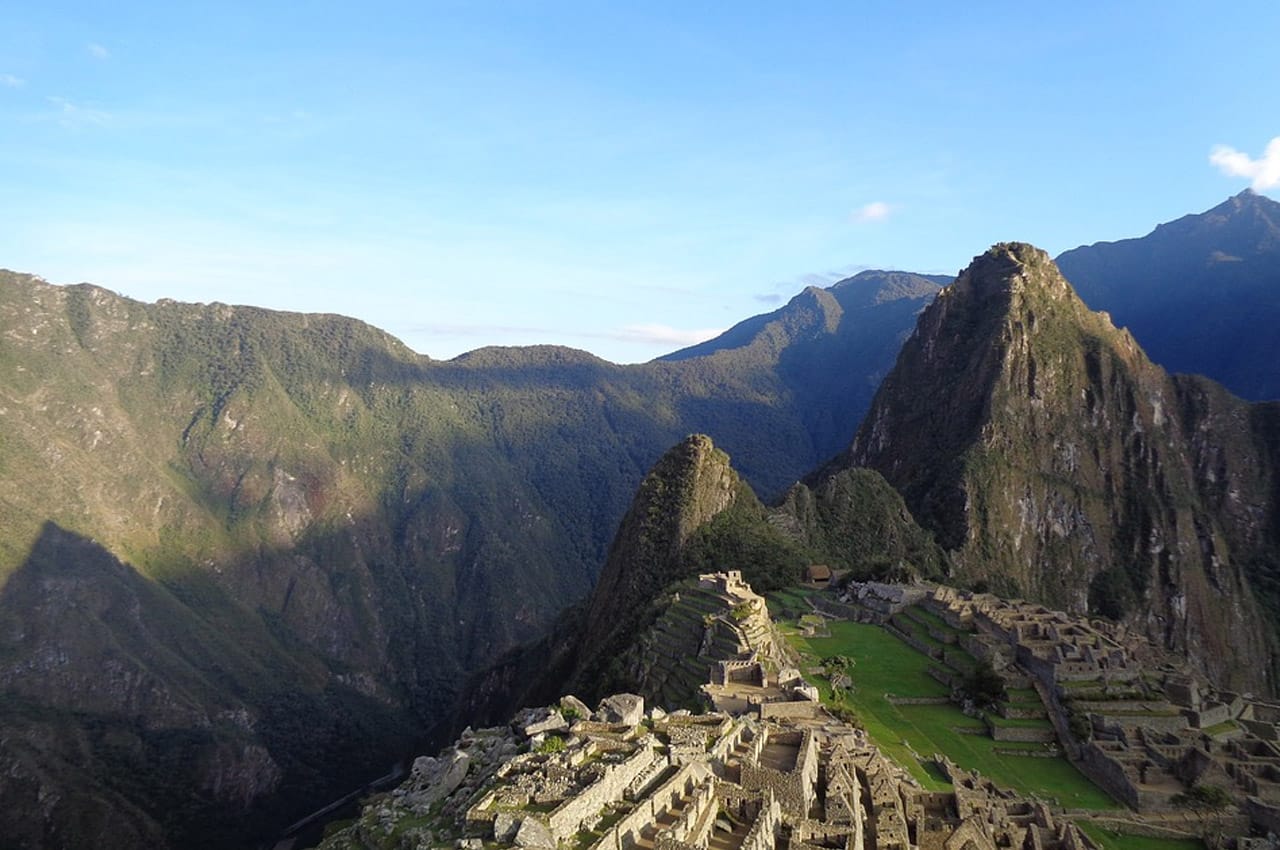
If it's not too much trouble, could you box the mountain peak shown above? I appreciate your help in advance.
[946,242,1072,307]
[830,269,950,308]
[1056,192,1280,399]
[845,240,1278,691]
[1203,186,1280,220]
[582,435,741,644]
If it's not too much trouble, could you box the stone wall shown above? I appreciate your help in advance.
[1091,713,1189,734]
[1078,743,1139,809]
[884,695,950,706]
[589,762,712,850]
[988,724,1057,743]
[1248,798,1280,835]
[808,596,867,623]
[656,777,717,847]
[708,719,751,762]
[760,700,823,720]
[549,738,660,838]
[740,790,781,850]
[740,730,818,818]
[1192,699,1238,729]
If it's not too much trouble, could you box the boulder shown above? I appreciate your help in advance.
[597,693,645,726]
[513,706,569,737]
[559,694,592,720]
[407,749,470,804]
[493,811,522,842]
[527,710,568,737]
[514,816,556,849]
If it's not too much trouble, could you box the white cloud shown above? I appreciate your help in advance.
[851,201,893,223]
[614,323,723,346]
[1,74,24,88]
[1210,137,1280,190]
[405,320,723,350]
[87,43,110,60]
[45,96,111,129]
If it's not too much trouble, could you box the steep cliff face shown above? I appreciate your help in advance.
[846,243,1280,692]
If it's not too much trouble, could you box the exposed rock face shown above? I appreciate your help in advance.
[844,243,1280,692]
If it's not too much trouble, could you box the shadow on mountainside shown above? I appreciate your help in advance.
[0,522,434,850]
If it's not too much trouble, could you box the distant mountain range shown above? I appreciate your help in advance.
[1058,189,1280,400]
[0,192,1277,848]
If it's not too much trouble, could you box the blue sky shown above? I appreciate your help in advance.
[2,2,1278,363]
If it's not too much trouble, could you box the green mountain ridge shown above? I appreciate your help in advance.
[458,433,945,718]
[0,265,938,848]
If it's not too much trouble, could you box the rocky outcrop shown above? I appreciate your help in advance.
[843,243,1280,693]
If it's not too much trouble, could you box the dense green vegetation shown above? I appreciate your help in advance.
[0,267,946,848]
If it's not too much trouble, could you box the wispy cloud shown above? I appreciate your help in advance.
[1210,137,1280,191]
[613,323,722,346]
[407,321,723,349]
[1,73,25,88]
[45,96,111,129]
[754,264,872,303]
[855,200,896,224]
[851,201,893,223]
[87,43,110,60]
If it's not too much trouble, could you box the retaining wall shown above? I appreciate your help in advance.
[551,739,660,838]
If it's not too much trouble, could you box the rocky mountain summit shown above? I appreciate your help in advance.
[840,243,1280,692]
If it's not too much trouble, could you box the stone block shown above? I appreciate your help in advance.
[514,706,569,737]
[598,693,645,726]
[560,694,592,719]
[515,816,556,849]
[493,811,522,842]
[408,749,471,803]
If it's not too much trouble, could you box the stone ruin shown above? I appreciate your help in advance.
[457,693,1096,850]
[324,573,1277,849]
[837,578,1277,835]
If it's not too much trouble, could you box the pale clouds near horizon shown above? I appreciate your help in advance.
[851,201,892,223]
[0,74,24,88]
[616,323,722,346]
[87,43,110,60]
[1210,137,1280,190]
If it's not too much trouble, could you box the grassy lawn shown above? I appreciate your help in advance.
[1076,821,1204,850]
[787,619,1119,809]
[766,589,813,619]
